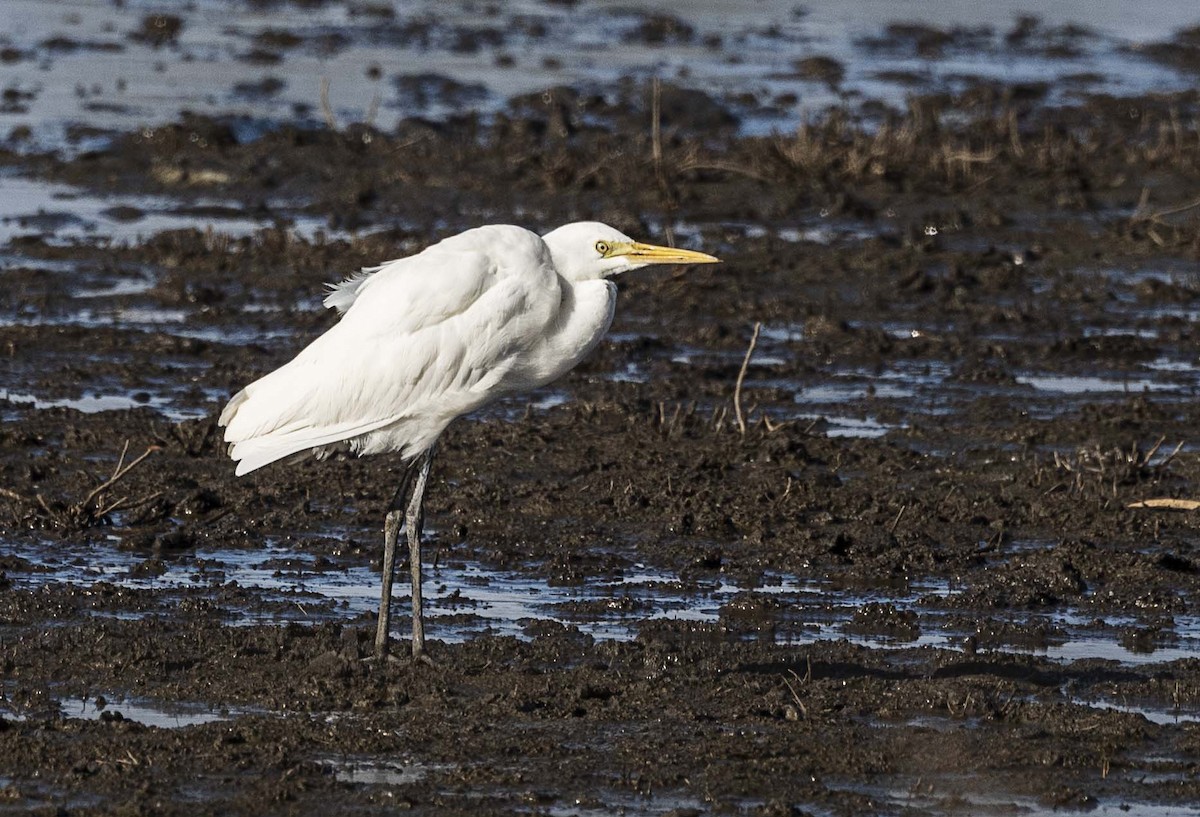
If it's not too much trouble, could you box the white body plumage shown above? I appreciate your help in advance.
[220,222,721,476]
[218,220,720,658]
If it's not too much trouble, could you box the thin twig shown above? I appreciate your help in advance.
[1133,194,1200,225]
[79,445,160,511]
[734,322,762,435]
[1142,435,1165,465]
[365,89,381,129]
[782,671,811,715]
[0,486,26,503]
[95,490,163,520]
[651,78,665,192]
[650,77,674,247]
[1128,498,1200,511]
[676,157,773,183]
[319,77,338,130]
[110,439,130,482]
[1157,440,1185,470]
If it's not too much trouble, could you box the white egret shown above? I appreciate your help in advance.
[219,221,720,660]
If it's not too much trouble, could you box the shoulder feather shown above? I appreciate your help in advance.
[323,261,397,314]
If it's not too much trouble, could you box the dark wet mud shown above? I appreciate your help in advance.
[5,3,1200,816]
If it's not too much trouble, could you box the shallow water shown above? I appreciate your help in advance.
[5,537,1196,670]
[61,696,243,728]
[3,4,1200,813]
[1072,697,1200,726]
[2,0,1198,155]
[326,757,441,786]
[0,175,296,246]
[3,0,1200,444]
[843,776,1200,817]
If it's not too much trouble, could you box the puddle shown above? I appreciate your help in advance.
[2,538,809,642]
[543,792,719,817]
[0,296,303,347]
[962,607,1200,666]
[1072,698,1200,726]
[1017,374,1184,395]
[72,278,156,299]
[2,0,1198,155]
[793,414,898,439]
[325,757,446,786]
[0,388,214,422]
[0,685,251,728]
[5,537,1196,666]
[839,776,1200,817]
[795,381,918,403]
[60,695,244,728]
[0,175,330,246]
[326,758,753,817]
[1039,636,1200,667]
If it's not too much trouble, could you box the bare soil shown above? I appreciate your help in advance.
[4,32,1200,817]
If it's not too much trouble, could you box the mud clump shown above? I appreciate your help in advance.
[129,14,185,49]
[4,11,1200,816]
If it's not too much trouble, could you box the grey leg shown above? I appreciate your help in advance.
[373,507,405,659]
[405,446,435,659]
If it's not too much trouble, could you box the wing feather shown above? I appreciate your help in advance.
[222,227,560,474]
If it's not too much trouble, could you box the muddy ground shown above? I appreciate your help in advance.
[4,11,1200,817]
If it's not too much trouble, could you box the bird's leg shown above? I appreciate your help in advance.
[373,464,419,661]
[405,446,435,661]
[372,508,405,660]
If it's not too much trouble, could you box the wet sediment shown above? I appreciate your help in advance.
[3,7,1200,816]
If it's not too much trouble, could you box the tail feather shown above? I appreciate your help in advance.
[221,383,405,475]
[218,388,248,427]
[228,434,333,476]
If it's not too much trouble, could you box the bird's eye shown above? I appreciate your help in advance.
[595,241,610,256]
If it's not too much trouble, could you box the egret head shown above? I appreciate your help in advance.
[542,221,720,282]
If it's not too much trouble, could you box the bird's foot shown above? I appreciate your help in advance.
[361,652,405,667]
[361,646,435,668]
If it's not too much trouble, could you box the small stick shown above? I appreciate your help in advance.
[1142,435,1165,465]
[1128,498,1200,511]
[781,672,808,719]
[79,445,160,511]
[1158,440,1185,469]
[734,322,762,435]
[319,77,338,131]
[1130,186,1151,221]
[1135,194,1200,224]
[676,158,773,184]
[650,78,674,247]
[96,490,163,519]
[651,78,665,193]
[365,89,381,129]
[110,439,130,482]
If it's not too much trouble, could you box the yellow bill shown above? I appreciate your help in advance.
[617,241,721,265]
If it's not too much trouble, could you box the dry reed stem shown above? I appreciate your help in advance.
[734,322,761,435]
[319,77,338,130]
[781,670,808,719]
[79,443,159,512]
[1132,194,1200,225]
[676,158,774,183]
[1128,498,1200,511]
[650,78,675,247]
[1,442,161,528]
